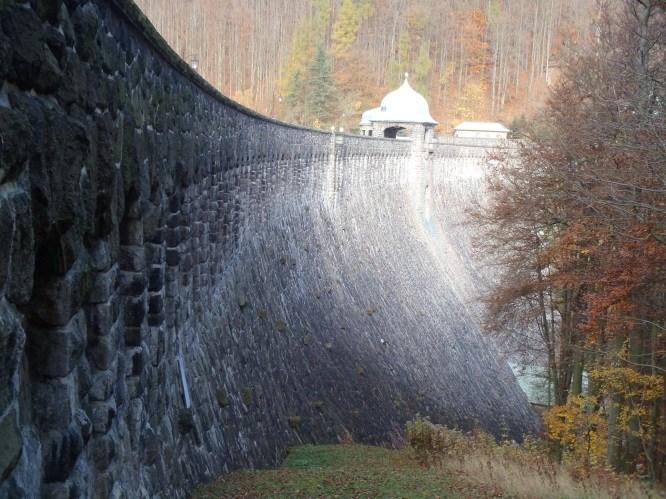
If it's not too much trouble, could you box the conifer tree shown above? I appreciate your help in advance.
[284,69,307,124]
[413,42,432,97]
[307,45,337,127]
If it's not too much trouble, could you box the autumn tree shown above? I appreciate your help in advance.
[137,0,595,131]
[476,0,666,479]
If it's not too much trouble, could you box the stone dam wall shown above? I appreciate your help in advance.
[0,1,537,497]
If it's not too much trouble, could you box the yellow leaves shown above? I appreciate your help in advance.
[544,395,607,467]
[331,0,363,60]
[589,366,663,403]
[589,366,663,443]
[545,366,663,470]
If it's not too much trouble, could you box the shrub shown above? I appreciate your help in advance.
[288,416,302,429]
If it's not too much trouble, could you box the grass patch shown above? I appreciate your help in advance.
[192,444,490,498]
[191,421,662,498]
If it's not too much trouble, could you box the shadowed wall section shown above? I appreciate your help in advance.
[0,1,536,497]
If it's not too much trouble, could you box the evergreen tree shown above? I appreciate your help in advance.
[307,45,337,127]
[413,42,432,97]
[284,69,307,124]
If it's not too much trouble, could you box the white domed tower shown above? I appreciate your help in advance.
[359,73,437,141]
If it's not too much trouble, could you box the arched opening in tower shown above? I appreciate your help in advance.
[383,126,407,139]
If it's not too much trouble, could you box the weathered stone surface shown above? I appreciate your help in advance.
[28,310,86,378]
[71,3,100,63]
[0,33,10,82]
[88,266,117,304]
[42,414,88,483]
[0,300,24,415]
[87,326,117,370]
[0,408,22,481]
[31,257,88,326]
[90,399,116,435]
[31,376,75,431]
[85,298,117,338]
[0,108,33,184]
[0,199,13,293]
[6,190,35,305]
[37,0,63,24]
[89,370,114,402]
[90,434,115,471]
[117,270,146,297]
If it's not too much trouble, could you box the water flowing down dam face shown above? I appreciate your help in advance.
[0,1,537,497]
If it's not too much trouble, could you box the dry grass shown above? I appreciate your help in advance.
[407,417,663,499]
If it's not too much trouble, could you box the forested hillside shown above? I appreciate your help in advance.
[136,0,593,131]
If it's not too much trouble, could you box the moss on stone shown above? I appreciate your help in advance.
[242,387,253,406]
[216,389,229,409]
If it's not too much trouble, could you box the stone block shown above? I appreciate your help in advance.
[144,243,165,265]
[91,470,113,499]
[90,399,116,435]
[87,330,117,371]
[0,300,24,415]
[141,426,159,465]
[42,410,90,483]
[148,326,165,367]
[36,0,63,24]
[165,248,179,267]
[34,225,82,278]
[118,245,145,272]
[148,292,163,316]
[28,310,86,378]
[122,294,146,328]
[89,434,115,472]
[1,4,62,92]
[126,375,143,399]
[89,370,115,402]
[129,347,145,377]
[6,190,35,305]
[89,240,112,272]
[88,266,117,304]
[147,265,164,292]
[117,270,146,297]
[0,407,22,481]
[124,323,147,348]
[166,228,179,247]
[119,218,143,246]
[85,299,117,338]
[0,107,33,184]
[71,2,100,63]
[0,198,13,292]
[31,375,75,431]
[30,257,88,327]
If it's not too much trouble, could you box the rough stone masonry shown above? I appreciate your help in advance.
[0,1,537,497]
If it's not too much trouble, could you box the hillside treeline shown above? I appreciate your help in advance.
[475,0,666,480]
[136,0,593,131]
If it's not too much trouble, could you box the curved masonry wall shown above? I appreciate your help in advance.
[0,1,536,497]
